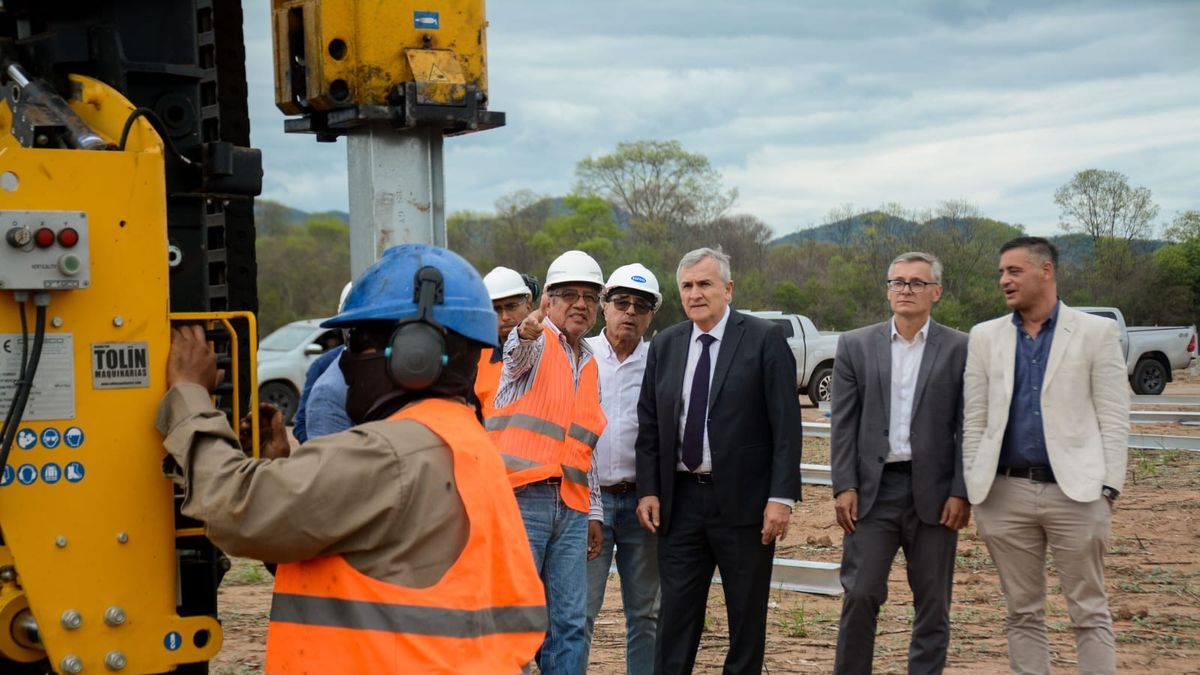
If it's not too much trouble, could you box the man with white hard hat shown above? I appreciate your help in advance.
[582,263,662,673]
[477,266,536,419]
[491,250,609,674]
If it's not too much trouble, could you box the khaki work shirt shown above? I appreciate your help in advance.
[156,384,468,587]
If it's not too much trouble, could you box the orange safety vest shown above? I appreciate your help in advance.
[264,398,547,675]
[486,319,606,513]
[475,348,503,420]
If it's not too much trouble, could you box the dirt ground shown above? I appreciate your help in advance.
[210,372,1200,675]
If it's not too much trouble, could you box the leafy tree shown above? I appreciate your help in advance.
[256,217,351,334]
[1054,169,1159,241]
[575,140,736,233]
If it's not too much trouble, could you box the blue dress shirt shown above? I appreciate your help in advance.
[999,302,1060,468]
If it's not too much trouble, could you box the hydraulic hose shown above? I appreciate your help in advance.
[0,301,47,471]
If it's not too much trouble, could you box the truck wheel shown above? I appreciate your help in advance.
[1131,359,1167,395]
[809,365,833,407]
[260,381,299,424]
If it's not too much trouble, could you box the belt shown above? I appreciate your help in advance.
[676,471,713,485]
[600,481,636,494]
[998,465,1056,484]
[532,476,561,486]
[883,461,912,473]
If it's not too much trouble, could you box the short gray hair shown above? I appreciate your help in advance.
[888,251,943,285]
[677,246,732,283]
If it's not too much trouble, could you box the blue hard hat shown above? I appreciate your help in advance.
[322,244,498,347]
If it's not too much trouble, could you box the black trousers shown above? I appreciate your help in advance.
[833,467,958,675]
[655,477,776,675]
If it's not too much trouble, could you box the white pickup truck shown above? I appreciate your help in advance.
[744,310,841,405]
[1077,307,1198,395]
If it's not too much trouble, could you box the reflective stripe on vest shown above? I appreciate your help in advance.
[271,593,546,638]
[498,453,590,487]
[265,399,546,675]
[486,414,601,450]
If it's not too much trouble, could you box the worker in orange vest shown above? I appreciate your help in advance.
[160,244,546,675]
[489,250,608,674]
[477,266,537,419]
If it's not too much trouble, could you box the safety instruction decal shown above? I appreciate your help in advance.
[414,10,439,29]
[40,427,60,449]
[65,461,84,483]
[164,631,182,651]
[91,341,150,389]
[16,428,37,450]
[1,466,12,486]
[16,464,36,486]
[64,426,84,448]
[0,333,75,420]
[41,462,61,484]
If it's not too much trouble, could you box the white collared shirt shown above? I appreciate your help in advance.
[584,333,648,521]
[887,317,930,462]
[675,306,731,473]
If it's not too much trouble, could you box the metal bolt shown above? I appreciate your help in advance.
[51,316,64,328]
[61,654,83,674]
[104,651,126,670]
[55,536,68,548]
[0,565,15,583]
[103,606,126,626]
[112,316,124,327]
[116,532,128,544]
[61,609,82,630]
[35,134,49,146]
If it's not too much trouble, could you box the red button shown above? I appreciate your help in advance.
[57,227,79,248]
[34,228,55,248]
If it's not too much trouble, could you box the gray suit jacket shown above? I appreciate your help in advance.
[830,319,968,525]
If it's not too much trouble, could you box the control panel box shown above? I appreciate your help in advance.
[1,210,90,290]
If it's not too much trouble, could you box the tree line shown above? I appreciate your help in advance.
[254,141,1200,337]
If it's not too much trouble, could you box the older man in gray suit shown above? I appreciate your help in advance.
[830,251,970,674]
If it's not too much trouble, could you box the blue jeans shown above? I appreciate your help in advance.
[584,490,660,675]
[516,482,588,675]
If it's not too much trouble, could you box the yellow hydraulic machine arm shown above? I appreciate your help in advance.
[0,73,226,673]
[271,0,505,276]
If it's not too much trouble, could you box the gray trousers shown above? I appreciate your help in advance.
[834,468,958,675]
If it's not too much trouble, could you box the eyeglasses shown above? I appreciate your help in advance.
[550,289,601,306]
[609,297,654,315]
[493,300,527,314]
[885,279,937,293]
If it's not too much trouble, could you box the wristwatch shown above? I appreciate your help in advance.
[1101,486,1120,502]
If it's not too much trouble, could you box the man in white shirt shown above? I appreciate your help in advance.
[830,252,970,674]
[582,263,661,673]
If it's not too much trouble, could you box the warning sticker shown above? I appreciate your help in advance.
[91,342,150,389]
[0,333,75,420]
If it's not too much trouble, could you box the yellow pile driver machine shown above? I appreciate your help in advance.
[0,1,500,673]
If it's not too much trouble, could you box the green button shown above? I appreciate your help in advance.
[58,253,82,276]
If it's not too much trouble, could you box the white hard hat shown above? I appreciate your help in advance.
[483,266,532,301]
[605,263,662,311]
[545,250,604,290]
[337,281,354,313]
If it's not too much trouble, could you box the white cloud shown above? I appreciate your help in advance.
[241,0,1200,236]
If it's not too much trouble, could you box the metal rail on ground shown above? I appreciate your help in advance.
[1128,434,1200,452]
[1131,395,1200,407]
[609,558,843,596]
[1130,409,1200,425]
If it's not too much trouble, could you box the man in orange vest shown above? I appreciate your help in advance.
[477,266,537,419]
[159,244,546,675]
[489,250,608,675]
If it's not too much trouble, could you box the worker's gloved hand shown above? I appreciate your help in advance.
[239,403,291,460]
[167,324,221,391]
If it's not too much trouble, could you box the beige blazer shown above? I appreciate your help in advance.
[962,303,1129,504]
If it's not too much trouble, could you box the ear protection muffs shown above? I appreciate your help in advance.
[384,266,448,391]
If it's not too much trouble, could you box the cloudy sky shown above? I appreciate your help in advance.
[242,1,1200,237]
